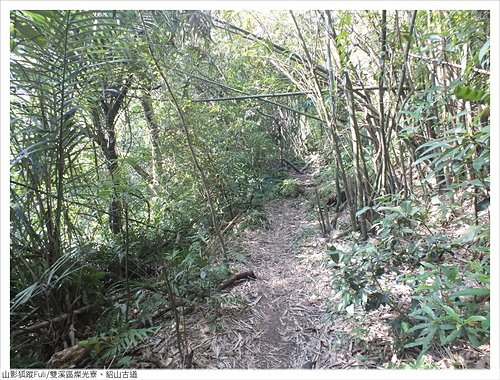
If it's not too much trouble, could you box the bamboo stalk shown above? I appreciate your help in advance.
[141,13,228,258]
[192,91,310,102]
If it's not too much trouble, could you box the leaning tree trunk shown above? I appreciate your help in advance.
[142,14,228,257]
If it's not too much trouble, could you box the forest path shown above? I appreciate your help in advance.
[181,170,346,369]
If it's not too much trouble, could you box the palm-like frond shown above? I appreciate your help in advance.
[10,9,140,316]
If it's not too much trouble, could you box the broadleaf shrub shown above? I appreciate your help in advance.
[328,193,490,359]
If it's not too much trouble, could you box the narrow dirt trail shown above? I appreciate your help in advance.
[180,172,345,369]
[237,196,328,368]
[141,172,491,370]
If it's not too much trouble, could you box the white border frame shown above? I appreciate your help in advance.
[1,2,498,380]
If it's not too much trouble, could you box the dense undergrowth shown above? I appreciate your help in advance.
[312,103,490,366]
[8,9,490,369]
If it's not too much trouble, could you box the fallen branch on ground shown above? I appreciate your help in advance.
[12,305,94,337]
[152,270,257,320]
[48,345,91,369]
[283,158,303,174]
[300,161,312,172]
[218,270,257,291]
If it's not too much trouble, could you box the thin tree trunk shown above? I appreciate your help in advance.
[325,11,364,233]
[377,10,395,195]
[345,74,368,240]
[53,11,72,261]
[89,75,132,235]
[291,10,358,231]
[141,14,228,257]
[141,91,164,186]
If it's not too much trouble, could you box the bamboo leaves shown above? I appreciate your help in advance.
[478,39,490,68]
[453,85,489,102]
